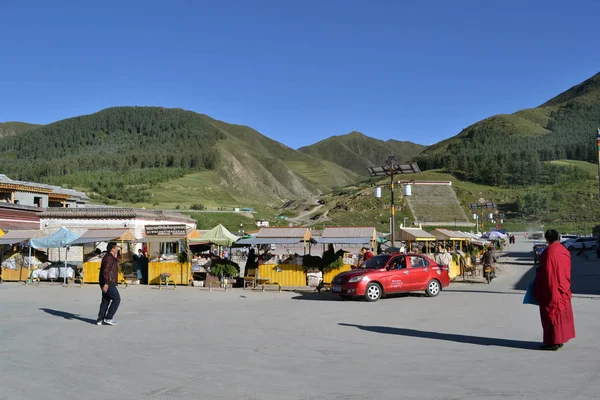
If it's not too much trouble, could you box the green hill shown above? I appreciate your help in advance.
[0,107,360,206]
[416,71,600,187]
[0,122,40,138]
[298,131,427,176]
[293,159,600,232]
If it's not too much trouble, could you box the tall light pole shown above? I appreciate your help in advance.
[367,155,420,248]
[469,198,496,234]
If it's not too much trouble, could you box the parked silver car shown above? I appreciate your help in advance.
[562,237,597,251]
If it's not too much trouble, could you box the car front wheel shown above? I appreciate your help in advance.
[364,282,382,302]
[425,279,441,297]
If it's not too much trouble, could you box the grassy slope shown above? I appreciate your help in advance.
[0,122,41,138]
[421,72,600,156]
[299,160,600,232]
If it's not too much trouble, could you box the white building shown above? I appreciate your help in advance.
[38,207,197,262]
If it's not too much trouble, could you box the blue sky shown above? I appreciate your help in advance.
[1,0,599,149]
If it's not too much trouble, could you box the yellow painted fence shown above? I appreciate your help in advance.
[148,262,191,285]
[322,264,353,284]
[1,267,29,282]
[258,263,306,286]
[82,261,124,284]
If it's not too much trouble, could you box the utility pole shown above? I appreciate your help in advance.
[468,198,496,234]
[368,156,420,248]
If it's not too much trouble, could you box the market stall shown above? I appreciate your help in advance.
[431,228,471,251]
[316,226,378,283]
[70,228,136,284]
[236,227,313,287]
[188,224,239,287]
[137,224,191,286]
[28,227,81,285]
[391,227,437,253]
[0,230,44,282]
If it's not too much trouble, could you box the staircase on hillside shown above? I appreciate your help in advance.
[403,182,472,226]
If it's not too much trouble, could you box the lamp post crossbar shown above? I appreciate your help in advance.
[367,157,420,248]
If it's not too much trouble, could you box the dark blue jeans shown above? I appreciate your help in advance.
[98,284,121,320]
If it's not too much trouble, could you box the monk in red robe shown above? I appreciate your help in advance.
[533,229,576,351]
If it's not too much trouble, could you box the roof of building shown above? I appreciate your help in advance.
[0,174,89,201]
[321,226,376,238]
[432,228,471,240]
[38,207,195,223]
[255,227,310,238]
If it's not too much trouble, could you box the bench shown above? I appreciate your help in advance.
[159,273,175,290]
[243,269,271,289]
[261,282,281,292]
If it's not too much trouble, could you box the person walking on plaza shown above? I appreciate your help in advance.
[96,242,121,326]
[533,229,575,351]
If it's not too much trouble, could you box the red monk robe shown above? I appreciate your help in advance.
[533,241,576,345]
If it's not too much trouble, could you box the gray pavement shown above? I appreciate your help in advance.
[2,235,600,400]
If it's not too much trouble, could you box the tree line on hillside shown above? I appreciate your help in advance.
[416,102,599,186]
[0,107,224,202]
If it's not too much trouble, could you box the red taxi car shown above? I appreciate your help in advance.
[331,253,450,302]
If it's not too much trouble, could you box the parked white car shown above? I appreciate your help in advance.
[562,237,597,251]
[560,234,578,243]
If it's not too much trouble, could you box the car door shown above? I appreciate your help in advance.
[407,255,432,291]
[383,255,410,293]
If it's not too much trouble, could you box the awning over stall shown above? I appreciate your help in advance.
[391,228,436,242]
[0,230,43,245]
[188,224,238,247]
[28,227,80,249]
[317,226,376,245]
[431,228,471,241]
[69,228,135,245]
[236,237,314,245]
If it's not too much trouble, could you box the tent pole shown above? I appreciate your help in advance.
[27,246,32,285]
[64,246,68,285]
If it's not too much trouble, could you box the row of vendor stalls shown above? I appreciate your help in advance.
[0,226,197,285]
[1,222,503,287]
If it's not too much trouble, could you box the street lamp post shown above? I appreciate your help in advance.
[367,155,421,248]
[468,198,496,234]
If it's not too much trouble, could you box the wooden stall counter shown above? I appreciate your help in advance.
[148,262,191,286]
[82,261,124,284]
[258,263,305,287]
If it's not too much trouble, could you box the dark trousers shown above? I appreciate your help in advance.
[98,284,121,320]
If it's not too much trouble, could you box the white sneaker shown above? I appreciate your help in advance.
[103,319,118,326]
[96,319,103,326]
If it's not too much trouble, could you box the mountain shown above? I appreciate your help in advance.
[416,71,600,187]
[298,131,427,176]
[0,122,40,138]
[0,107,360,205]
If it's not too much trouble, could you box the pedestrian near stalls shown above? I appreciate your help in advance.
[533,229,576,351]
[96,242,121,326]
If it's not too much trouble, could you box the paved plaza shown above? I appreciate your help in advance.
[1,237,599,400]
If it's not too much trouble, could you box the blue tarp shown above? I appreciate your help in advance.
[29,227,81,249]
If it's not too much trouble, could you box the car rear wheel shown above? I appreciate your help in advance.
[425,279,441,297]
[364,283,382,302]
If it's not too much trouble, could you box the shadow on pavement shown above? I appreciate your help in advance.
[291,292,422,301]
[339,323,539,350]
[445,289,521,296]
[40,308,97,324]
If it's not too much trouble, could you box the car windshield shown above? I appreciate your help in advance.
[361,255,391,269]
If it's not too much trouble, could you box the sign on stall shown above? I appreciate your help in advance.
[145,224,187,236]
